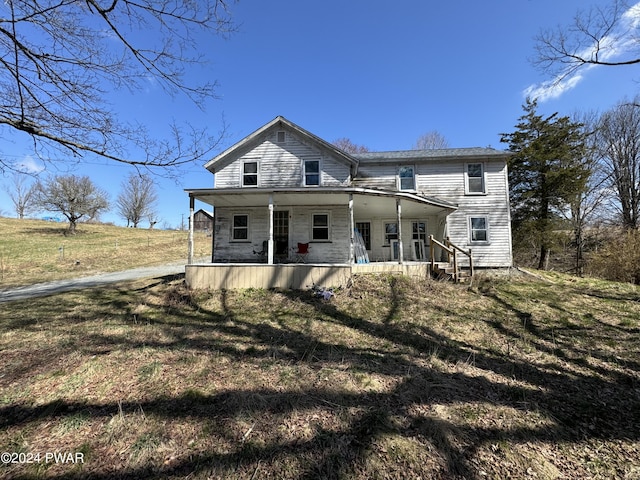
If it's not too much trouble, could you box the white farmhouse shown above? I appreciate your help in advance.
[186,116,512,289]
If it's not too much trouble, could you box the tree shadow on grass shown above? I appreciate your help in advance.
[1,276,639,479]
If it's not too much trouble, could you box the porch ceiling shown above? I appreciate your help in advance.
[186,187,457,217]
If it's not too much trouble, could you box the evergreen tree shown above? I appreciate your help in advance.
[501,99,589,270]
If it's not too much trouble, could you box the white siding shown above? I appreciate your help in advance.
[418,160,512,267]
[353,164,397,190]
[354,159,512,267]
[213,205,351,263]
[214,130,351,189]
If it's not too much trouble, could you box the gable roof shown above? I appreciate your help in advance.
[204,116,360,173]
[194,208,213,219]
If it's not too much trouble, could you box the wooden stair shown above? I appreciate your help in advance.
[429,236,474,284]
[432,261,473,284]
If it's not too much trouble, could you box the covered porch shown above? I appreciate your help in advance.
[184,187,457,289]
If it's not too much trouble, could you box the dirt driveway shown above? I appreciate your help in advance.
[0,261,190,303]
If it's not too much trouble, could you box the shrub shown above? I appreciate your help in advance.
[588,230,640,284]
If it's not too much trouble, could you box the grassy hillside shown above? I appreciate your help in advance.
[0,217,212,288]
[0,271,638,479]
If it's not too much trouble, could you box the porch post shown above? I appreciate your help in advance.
[396,198,403,264]
[268,193,274,265]
[348,194,354,264]
[188,194,195,265]
[211,207,216,263]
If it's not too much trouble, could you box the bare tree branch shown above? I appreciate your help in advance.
[0,0,235,172]
[533,0,640,83]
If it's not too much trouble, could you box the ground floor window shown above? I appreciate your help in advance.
[411,221,427,260]
[232,214,249,240]
[412,221,427,242]
[312,213,330,240]
[355,222,371,250]
[384,222,398,244]
[470,216,489,242]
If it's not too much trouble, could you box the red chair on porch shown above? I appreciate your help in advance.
[293,242,310,263]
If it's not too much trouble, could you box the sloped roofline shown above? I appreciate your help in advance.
[204,116,360,172]
[186,186,458,212]
[354,147,511,164]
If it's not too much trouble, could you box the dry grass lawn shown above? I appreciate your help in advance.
[0,217,211,288]
[1,270,639,479]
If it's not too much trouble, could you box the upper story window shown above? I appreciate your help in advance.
[398,166,415,191]
[466,163,485,194]
[276,131,286,143]
[304,159,320,186]
[242,161,258,187]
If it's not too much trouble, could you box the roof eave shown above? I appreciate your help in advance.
[185,186,457,212]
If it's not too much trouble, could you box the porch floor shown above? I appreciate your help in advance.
[185,261,431,290]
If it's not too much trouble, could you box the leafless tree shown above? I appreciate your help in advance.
[147,213,159,230]
[0,0,234,172]
[116,173,158,228]
[332,138,370,154]
[3,173,37,218]
[596,97,640,229]
[533,0,640,82]
[34,175,109,233]
[565,111,610,274]
[413,130,450,150]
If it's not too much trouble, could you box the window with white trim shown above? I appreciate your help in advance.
[312,213,330,240]
[384,222,398,244]
[304,159,320,186]
[412,221,427,242]
[232,214,249,241]
[242,161,258,187]
[398,166,415,191]
[466,163,485,194]
[469,216,489,243]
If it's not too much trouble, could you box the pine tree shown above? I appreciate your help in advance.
[501,99,589,270]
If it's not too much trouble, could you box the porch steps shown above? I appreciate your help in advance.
[432,262,473,284]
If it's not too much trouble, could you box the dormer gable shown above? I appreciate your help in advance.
[205,116,359,176]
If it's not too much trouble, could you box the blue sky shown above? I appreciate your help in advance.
[1,0,639,227]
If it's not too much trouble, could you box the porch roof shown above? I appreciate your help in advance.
[185,186,457,217]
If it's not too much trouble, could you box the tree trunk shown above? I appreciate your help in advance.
[538,244,550,270]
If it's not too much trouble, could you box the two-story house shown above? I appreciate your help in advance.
[185,116,512,289]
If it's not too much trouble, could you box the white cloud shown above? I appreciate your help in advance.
[525,1,640,102]
[622,2,640,28]
[16,155,45,174]
[524,73,586,102]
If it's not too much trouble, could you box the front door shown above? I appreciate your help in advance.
[274,210,289,258]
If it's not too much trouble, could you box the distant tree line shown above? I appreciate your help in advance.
[3,172,159,234]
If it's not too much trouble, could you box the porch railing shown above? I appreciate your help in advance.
[428,235,473,282]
